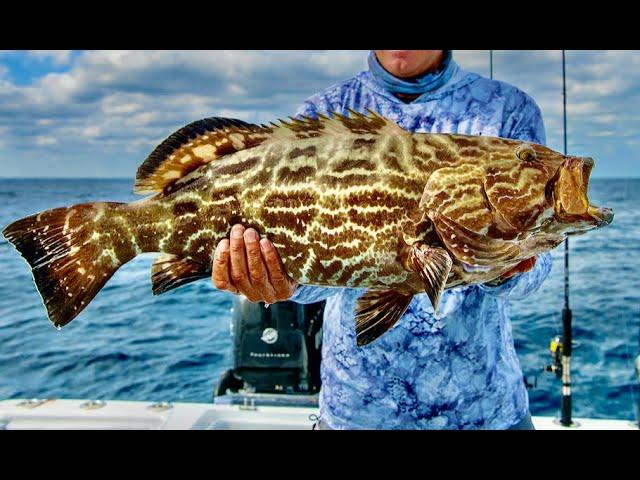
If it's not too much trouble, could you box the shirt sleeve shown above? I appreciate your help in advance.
[295,101,319,118]
[477,251,552,300]
[289,284,342,305]
[501,88,547,146]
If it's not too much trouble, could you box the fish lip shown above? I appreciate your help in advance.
[557,205,614,235]
[549,156,614,230]
[588,205,614,227]
[579,158,614,227]
[582,156,595,169]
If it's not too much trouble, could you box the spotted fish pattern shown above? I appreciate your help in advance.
[3,107,597,336]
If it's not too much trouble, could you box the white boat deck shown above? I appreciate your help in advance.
[0,398,637,430]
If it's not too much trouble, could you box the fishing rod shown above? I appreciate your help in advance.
[559,49,574,427]
[490,50,575,423]
[543,50,574,426]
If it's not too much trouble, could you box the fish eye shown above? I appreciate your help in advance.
[515,144,537,162]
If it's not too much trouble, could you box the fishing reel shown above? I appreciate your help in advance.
[543,334,581,379]
[524,335,566,389]
[544,335,564,379]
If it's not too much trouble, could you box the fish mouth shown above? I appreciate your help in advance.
[587,204,614,227]
[552,156,614,230]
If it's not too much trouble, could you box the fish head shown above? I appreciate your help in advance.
[418,137,613,275]
[549,155,614,234]
[482,140,613,237]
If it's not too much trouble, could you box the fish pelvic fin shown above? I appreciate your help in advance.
[151,254,210,295]
[355,290,414,346]
[2,202,134,328]
[406,243,452,313]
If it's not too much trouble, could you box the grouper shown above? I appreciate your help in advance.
[2,110,614,345]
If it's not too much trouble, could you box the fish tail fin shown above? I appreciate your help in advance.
[2,202,133,328]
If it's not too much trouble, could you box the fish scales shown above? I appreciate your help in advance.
[135,132,429,289]
[3,111,614,345]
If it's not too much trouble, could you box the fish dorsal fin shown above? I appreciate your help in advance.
[135,110,405,195]
[264,109,406,140]
[312,108,407,136]
[135,117,274,194]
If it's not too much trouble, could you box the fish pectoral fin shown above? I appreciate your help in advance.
[355,290,414,346]
[430,211,521,266]
[407,244,452,313]
[151,254,210,295]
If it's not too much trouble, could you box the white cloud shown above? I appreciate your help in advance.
[0,50,638,178]
[80,126,102,138]
[35,135,58,146]
[27,50,73,66]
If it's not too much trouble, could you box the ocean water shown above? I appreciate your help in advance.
[0,178,638,422]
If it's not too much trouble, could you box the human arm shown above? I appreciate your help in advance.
[500,87,547,145]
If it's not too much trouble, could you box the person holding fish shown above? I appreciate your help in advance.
[4,50,612,431]
[212,50,551,430]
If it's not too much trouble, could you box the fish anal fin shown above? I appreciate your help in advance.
[355,290,414,346]
[406,244,452,313]
[151,254,210,295]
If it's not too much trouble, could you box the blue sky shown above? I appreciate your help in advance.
[0,50,638,178]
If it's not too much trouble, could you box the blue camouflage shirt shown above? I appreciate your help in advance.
[290,53,552,429]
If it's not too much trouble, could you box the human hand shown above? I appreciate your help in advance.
[211,224,298,303]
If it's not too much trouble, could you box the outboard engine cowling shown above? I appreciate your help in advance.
[215,298,324,397]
